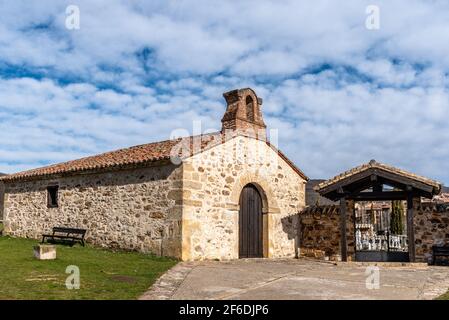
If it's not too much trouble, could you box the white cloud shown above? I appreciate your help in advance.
[0,0,448,184]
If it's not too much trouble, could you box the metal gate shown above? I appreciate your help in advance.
[355,202,409,262]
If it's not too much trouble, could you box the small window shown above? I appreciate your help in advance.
[47,185,59,208]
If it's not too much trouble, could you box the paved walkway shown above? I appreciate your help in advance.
[140,259,449,300]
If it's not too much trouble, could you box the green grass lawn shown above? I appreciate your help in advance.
[0,236,177,299]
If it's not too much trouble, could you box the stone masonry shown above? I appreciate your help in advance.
[297,203,355,260]
[295,199,449,263]
[415,202,449,262]
[181,134,306,260]
[0,181,4,222]
[3,164,184,258]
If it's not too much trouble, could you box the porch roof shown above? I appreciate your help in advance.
[314,159,442,201]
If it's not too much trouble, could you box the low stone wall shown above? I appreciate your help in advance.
[415,202,449,263]
[298,203,355,260]
[297,201,449,263]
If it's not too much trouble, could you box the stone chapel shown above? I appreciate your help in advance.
[0,88,308,261]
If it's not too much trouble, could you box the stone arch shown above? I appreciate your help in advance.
[229,173,280,214]
[228,173,281,258]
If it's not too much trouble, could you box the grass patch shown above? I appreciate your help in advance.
[0,236,177,299]
[437,290,449,300]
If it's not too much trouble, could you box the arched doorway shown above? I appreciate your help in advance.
[239,184,263,258]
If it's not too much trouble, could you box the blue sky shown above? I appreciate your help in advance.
[0,0,449,184]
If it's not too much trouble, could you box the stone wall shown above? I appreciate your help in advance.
[297,203,355,261]
[414,202,449,263]
[296,200,449,263]
[0,181,4,221]
[3,164,183,258]
[181,135,306,261]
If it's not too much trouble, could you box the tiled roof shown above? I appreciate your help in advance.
[315,159,441,192]
[300,205,339,215]
[0,132,221,182]
[1,132,308,182]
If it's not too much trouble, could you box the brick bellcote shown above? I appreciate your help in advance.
[221,88,267,140]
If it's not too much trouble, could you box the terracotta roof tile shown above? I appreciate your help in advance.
[1,132,220,182]
[315,159,441,192]
[1,132,308,182]
[300,205,339,215]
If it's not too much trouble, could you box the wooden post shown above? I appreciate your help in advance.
[340,197,348,262]
[406,193,415,262]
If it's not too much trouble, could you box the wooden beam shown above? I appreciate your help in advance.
[342,181,379,197]
[318,167,436,198]
[340,198,348,262]
[373,183,383,193]
[318,169,374,195]
[377,170,434,194]
[407,194,416,262]
[346,191,411,201]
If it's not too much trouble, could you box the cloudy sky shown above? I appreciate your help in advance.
[0,0,448,184]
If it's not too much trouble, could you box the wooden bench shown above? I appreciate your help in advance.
[432,245,449,265]
[42,227,87,247]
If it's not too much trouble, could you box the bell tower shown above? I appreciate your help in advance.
[221,88,266,140]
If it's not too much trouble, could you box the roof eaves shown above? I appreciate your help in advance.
[314,160,441,193]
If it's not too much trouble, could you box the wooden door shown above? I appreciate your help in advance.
[239,184,263,258]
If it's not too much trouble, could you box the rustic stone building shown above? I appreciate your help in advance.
[0,88,308,261]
